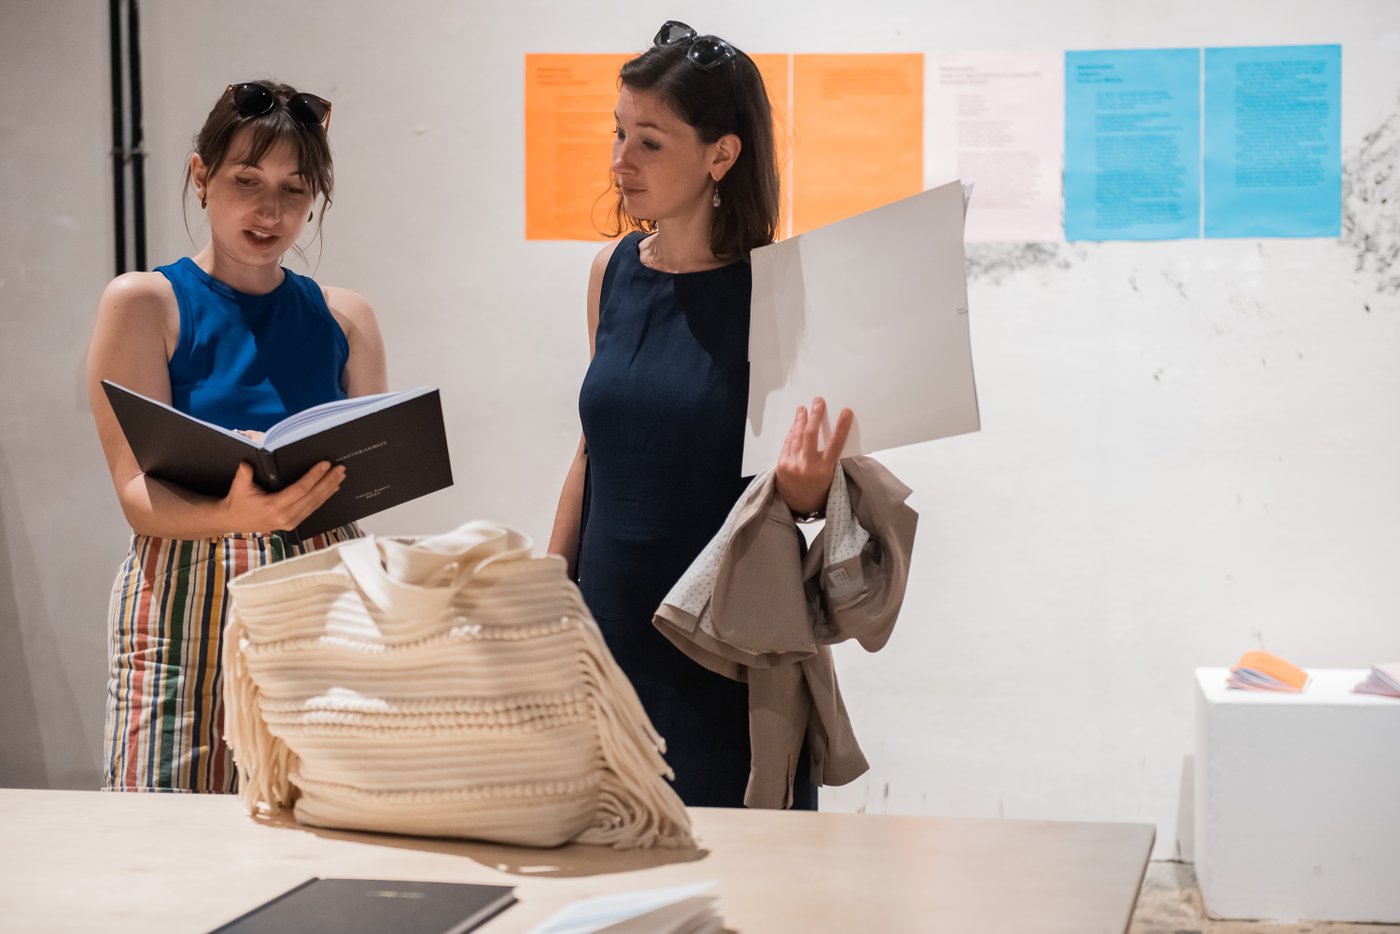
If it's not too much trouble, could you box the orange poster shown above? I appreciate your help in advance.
[790,54,924,235]
[525,54,629,241]
[750,53,793,241]
[524,53,922,242]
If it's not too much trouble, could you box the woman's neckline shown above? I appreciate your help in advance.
[179,256,293,302]
[633,232,742,276]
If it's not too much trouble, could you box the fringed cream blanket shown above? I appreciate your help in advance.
[223,521,693,849]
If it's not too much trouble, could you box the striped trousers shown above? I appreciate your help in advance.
[102,525,360,793]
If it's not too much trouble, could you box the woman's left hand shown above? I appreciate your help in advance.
[775,397,854,516]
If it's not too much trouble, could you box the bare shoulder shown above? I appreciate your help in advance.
[322,285,378,329]
[89,270,178,395]
[585,238,628,352]
[95,271,178,356]
[587,237,628,308]
[590,238,624,283]
[99,270,175,321]
[322,286,387,395]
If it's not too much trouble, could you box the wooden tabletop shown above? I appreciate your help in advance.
[0,789,1153,933]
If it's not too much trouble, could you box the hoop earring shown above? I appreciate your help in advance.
[712,181,721,209]
[307,210,314,222]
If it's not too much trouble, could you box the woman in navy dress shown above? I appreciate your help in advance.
[549,23,853,809]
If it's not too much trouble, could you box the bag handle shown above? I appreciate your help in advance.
[339,538,463,618]
[338,523,534,617]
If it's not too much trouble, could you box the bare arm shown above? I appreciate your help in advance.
[547,436,589,578]
[325,285,389,397]
[87,273,345,538]
[546,240,619,576]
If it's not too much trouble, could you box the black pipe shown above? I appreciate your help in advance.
[109,0,126,275]
[127,0,146,271]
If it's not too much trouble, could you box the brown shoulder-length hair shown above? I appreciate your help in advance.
[181,81,334,248]
[604,42,779,263]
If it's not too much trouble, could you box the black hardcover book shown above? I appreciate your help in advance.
[208,877,517,934]
[102,381,454,538]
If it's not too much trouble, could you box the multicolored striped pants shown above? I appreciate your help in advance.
[102,525,360,793]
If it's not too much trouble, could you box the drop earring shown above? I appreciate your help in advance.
[307,210,314,222]
[199,192,207,209]
[712,181,721,208]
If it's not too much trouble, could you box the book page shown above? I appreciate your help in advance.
[263,387,434,449]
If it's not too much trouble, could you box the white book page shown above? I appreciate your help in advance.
[263,386,433,449]
[527,881,718,934]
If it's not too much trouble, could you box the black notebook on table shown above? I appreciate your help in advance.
[207,877,517,934]
[101,380,454,538]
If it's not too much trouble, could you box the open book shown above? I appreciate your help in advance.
[1353,663,1400,698]
[1226,650,1311,692]
[102,381,453,538]
[528,881,721,934]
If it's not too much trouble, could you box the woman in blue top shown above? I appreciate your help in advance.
[87,81,387,792]
[548,23,853,809]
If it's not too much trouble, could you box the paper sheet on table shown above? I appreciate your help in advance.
[742,179,979,475]
[527,880,719,934]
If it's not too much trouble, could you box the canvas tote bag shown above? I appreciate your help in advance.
[222,521,693,849]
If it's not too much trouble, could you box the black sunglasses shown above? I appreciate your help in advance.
[226,82,333,131]
[653,21,737,71]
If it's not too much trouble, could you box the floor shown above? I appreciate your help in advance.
[1130,862,1400,934]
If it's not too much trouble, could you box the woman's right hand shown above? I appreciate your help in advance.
[775,397,854,516]
[220,460,345,534]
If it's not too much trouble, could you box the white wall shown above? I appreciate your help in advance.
[3,0,1398,858]
[0,1,119,788]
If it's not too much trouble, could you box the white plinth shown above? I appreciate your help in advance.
[1194,668,1400,923]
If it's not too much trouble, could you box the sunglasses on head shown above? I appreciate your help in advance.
[653,21,737,71]
[226,82,333,131]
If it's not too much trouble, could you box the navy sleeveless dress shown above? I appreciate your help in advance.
[578,231,815,809]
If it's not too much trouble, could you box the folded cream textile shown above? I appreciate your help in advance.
[223,521,693,849]
[653,456,917,808]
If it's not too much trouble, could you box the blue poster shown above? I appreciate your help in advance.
[1065,49,1201,241]
[1204,45,1342,238]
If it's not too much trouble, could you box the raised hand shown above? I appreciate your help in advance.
[774,397,854,516]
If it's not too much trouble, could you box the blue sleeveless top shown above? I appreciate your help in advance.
[158,257,349,431]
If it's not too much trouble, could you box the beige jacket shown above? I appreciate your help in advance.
[653,455,917,808]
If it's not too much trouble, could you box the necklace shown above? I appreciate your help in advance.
[641,232,720,274]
